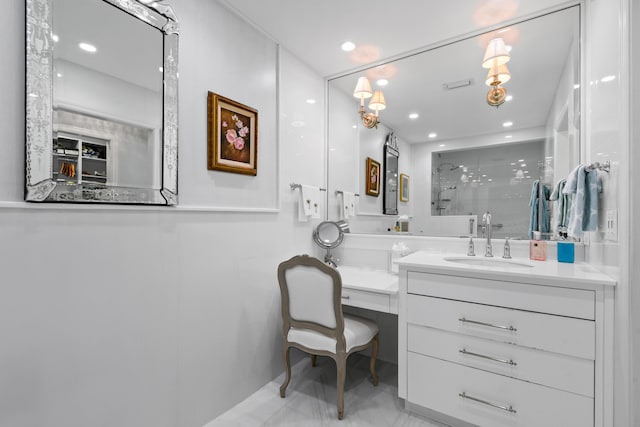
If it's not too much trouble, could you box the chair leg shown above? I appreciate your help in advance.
[370,334,379,386]
[311,354,317,367]
[336,353,346,420]
[280,346,291,398]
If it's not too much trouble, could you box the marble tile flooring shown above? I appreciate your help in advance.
[209,354,449,426]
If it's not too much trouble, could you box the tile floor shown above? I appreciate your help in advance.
[208,354,449,426]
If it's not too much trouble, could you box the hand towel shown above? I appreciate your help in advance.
[528,180,551,239]
[550,179,571,231]
[297,185,320,222]
[340,192,353,219]
[566,165,587,237]
[345,191,356,217]
[583,169,600,231]
[564,165,601,237]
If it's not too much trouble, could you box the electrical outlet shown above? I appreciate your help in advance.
[605,209,618,241]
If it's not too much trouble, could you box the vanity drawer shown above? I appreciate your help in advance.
[408,324,594,397]
[408,352,593,427]
[407,271,595,320]
[407,294,595,359]
[341,288,390,313]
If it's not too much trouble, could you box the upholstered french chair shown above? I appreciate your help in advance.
[277,254,379,419]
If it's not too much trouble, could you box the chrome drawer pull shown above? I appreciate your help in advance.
[458,317,517,332]
[458,392,517,414]
[459,348,517,366]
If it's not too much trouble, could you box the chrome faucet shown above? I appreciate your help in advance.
[467,218,475,256]
[482,211,493,257]
[503,237,512,259]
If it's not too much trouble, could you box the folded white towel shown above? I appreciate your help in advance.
[298,185,320,221]
[341,191,356,219]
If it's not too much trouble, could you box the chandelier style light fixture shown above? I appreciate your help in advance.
[353,77,386,128]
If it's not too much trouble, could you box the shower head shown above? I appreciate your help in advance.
[437,162,460,172]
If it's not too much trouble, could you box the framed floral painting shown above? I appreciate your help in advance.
[207,92,258,175]
[400,173,409,202]
[366,157,380,197]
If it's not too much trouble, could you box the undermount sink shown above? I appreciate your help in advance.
[444,256,534,269]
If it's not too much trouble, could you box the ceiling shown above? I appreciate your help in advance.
[221,0,580,145]
[220,0,574,78]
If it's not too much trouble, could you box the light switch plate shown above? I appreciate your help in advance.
[605,209,618,241]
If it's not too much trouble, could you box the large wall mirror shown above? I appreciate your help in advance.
[25,0,179,204]
[327,6,580,239]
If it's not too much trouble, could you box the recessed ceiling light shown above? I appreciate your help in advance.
[526,175,531,179]
[341,41,356,52]
[79,42,97,53]
[510,162,516,166]
[521,163,527,167]
[503,121,513,127]
[158,66,163,73]
[488,178,493,182]
[376,79,388,86]
[506,45,512,52]
[306,99,316,104]
[352,125,357,129]
[601,75,616,83]
[56,73,62,77]
[52,34,59,42]
[518,159,525,162]
[505,135,512,139]
[524,170,529,174]
[428,132,437,138]
[439,144,445,147]
[505,95,513,102]
[574,84,581,89]
[482,174,487,177]
[409,113,419,119]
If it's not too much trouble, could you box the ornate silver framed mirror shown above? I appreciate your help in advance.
[25,0,179,204]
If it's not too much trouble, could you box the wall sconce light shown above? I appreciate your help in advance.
[482,37,510,68]
[485,62,511,107]
[353,77,386,128]
[482,37,511,107]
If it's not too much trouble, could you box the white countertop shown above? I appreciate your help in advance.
[336,266,399,295]
[395,251,616,289]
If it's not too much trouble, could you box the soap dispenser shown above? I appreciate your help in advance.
[529,231,547,261]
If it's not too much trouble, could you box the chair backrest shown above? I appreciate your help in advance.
[277,255,345,341]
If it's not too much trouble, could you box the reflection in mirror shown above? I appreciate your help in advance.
[432,140,544,239]
[383,134,399,215]
[25,0,179,204]
[327,6,580,238]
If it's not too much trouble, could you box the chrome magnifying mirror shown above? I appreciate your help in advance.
[312,221,346,267]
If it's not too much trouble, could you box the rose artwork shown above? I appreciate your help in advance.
[220,109,251,163]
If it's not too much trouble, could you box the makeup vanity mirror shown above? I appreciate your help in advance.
[327,6,580,238]
[313,221,345,267]
[25,0,179,204]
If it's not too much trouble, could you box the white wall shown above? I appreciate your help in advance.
[0,2,325,427]
[583,0,631,426]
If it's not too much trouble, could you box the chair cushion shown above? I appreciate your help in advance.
[287,314,378,354]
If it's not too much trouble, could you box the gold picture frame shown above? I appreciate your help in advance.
[366,157,380,197]
[400,173,409,202]
[207,92,258,175]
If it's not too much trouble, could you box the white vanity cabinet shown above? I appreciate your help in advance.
[396,253,615,427]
